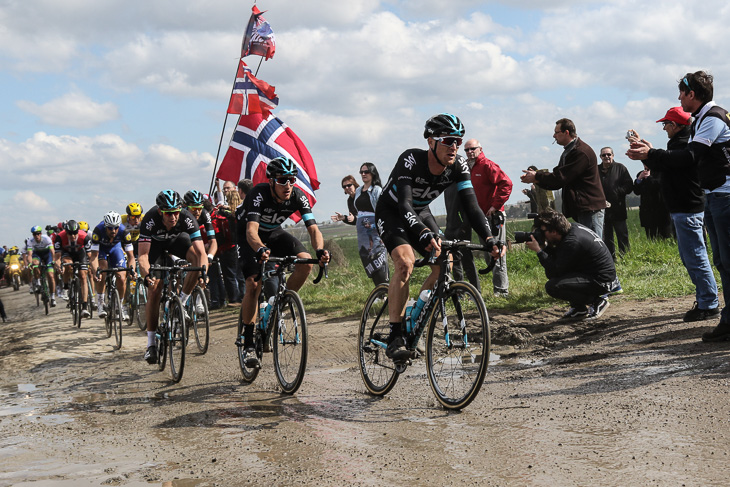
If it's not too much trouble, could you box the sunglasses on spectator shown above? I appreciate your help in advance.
[662,121,675,126]
[342,183,354,189]
[359,170,371,175]
[432,136,463,147]
[600,153,613,158]
[275,177,296,186]
[465,147,480,152]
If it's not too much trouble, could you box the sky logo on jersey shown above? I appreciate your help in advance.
[405,211,417,227]
[253,193,263,207]
[412,186,441,206]
[404,153,416,170]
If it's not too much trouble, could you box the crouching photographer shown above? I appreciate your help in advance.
[523,208,617,320]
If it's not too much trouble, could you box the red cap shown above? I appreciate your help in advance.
[656,107,690,125]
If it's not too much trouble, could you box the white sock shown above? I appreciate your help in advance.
[147,331,155,347]
[179,292,190,305]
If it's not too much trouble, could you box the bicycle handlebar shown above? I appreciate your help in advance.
[413,239,500,275]
[255,256,328,284]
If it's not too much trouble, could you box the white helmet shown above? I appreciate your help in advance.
[103,211,122,228]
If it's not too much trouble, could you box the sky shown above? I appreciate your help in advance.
[2,0,730,248]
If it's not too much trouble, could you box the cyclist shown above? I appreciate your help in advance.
[184,190,217,313]
[45,225,55,237]
[235,156,330,367]
[24,226,57,306]
[78,221,90,232]
[121,203,144,257]
[89,211,136,320]
[138,190,207,364]
[53,220,91,316]
[375,113,504,362]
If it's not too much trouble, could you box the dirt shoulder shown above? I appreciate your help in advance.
[0,287,729,486]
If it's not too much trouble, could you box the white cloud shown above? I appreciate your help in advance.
[12,190,51,211]
[17,92,120,129]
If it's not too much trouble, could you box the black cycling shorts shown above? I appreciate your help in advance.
[375,205,440,258]
[239,228,307,279]
[62,248,89,269]
[148,233,193,266]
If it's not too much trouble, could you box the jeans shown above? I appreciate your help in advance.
[219,247,241,303]
[207,259,226,308]
[671,212,719,311]
[704,192,730,323]
[479,221,509,293]
[573,209,605,240]
[545,273,607,308]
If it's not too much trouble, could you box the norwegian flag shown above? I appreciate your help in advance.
[216,113,319,218]
[227,59,279,116]
[241,5,276,60]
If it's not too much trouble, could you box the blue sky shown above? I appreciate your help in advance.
[2,0,730,248]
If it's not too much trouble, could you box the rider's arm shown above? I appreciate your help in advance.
[245,221,266,253]
[89,250,99,276]
[137,241,151,278]
[396,178,430,237]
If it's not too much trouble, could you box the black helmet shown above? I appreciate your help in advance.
[156,190,183,211]
[64,220,80,233]
[183,190,204,207]
[265,157,298,179]
[423,113,465,139]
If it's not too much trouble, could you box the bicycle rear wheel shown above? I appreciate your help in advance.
[237,315,260,383]
[72,277,82,328]
[87,277,94,319]
[42,280,50,315]
[135,282,147,331]
[34,280,40,307]
[272,290,308,394]
[109,289,123,350]
[426,281,490,410]
[104,291,113,338]
[189,286,209,354]
[358,284,399,396]
[167,295,186,383]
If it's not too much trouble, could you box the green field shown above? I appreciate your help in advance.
[286,209,716,318]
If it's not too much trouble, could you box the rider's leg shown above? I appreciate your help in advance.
[388,244,415,324]
[239,276,262,351]
[286,252,314,292]
[96,259,108,310]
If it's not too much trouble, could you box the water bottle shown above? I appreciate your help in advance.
[411,290,431,324]
[261,296,275,328]
[404,298,416,333]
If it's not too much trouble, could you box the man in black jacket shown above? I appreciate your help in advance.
[525,208,617,320]
[628,107,719,323]
[598,147,634,259]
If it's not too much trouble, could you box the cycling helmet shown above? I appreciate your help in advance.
[156,190,183,211]
[183,190,204,207]
[64,220,80,233]
[126,202,143,217]
[31,225,42,234]
[78,221,89,231]
[103,211,122,228]
[10,246,18,254]
[423,113,465,138]
[266,157,298,179]
[57,222,64,230]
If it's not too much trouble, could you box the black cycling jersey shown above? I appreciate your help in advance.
[236,183,316,246]
[139,207,202,245]
[377,149,492,240]
[194,209,217,241]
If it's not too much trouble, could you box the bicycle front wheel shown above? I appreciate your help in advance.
[135,282,147,331]
[426,281,490,410]
[86,277,94,319]
[272,290,308,394]
[72,277,82,328]
[110,289,123,350]
[167,295,186,383]
[190,286,209,354]
[358,284,399,396]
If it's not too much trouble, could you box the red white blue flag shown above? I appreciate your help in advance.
[227,59,279,116]
[217,113,319,216]
[241,6,276,60]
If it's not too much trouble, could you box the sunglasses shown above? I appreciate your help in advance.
[187,205,203,210]
[161,209,181,215]
[342,183,354,189]
[464,147,480,152]
[682,76,692,92]
[359,170,371,175]
[662,121,675,126]
[432,136,463,147]
[33,232,42,236]
[600,153,613,158]
[275,177,296,186]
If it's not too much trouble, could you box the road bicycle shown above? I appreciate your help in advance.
[86,275,95,319]
[237,256,327,394]
[31,263,52,315]
[63,262,88,327]
[98,267,133,350]
[125,263,147,331]
[186,283,209,354]
[358,239,496,410]
[148,258,207,383]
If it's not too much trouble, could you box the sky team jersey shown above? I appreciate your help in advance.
[378,148,491,239]
[194,209,217,240]
[90,222,134,252]
[239,183,316,235]
[138,206,202,244]
[121,213,145,242]
[25,235,54,254]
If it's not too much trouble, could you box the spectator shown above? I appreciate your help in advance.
[598,147,634,260]
[465,139,513,297]
[628,104,720,325]
[213,181,245,305]
[522,165,556,214]
[627,71,728,342]
[444,155,480,288]
[203,197,227,309]
[521,119,607,238]
[331,175,358,225]
[354,164,389,285]
[525,208,617,320]
[633,164,672,239]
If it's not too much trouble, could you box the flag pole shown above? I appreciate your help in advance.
[207,69,241,197]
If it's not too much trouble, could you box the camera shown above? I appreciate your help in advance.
[513,213,545,245]
[626,130,637,140]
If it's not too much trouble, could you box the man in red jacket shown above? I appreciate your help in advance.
[465,139,513,297]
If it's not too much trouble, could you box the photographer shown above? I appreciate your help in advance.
[524,208,617,320]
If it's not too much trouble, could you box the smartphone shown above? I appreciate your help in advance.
[626,130,637,139]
